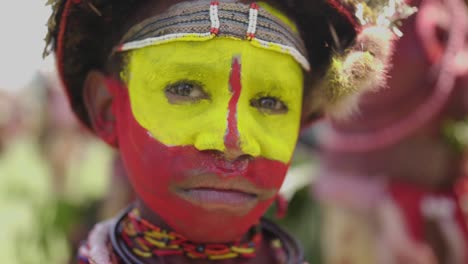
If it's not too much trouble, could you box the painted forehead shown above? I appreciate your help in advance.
[114,0,310,71]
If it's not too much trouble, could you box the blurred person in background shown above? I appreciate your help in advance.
[313,0,468,262]
[30,71,115,257]
[0,69,115,263]
[0,74,70,263]
[31,71,114,207]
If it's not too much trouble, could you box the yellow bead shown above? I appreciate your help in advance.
[209,253,239,260]
[133,248,152,258]
[231,246,255,254]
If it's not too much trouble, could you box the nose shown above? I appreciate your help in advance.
[194,131,260,161]
[225,132,261,161]
[222,56,261,161]
[213,150,251,174]
[194,56,262,161]
[223,146,249,162]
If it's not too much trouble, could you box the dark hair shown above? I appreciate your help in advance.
[47,0,357,127]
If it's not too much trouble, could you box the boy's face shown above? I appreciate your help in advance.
[111,38,303,242]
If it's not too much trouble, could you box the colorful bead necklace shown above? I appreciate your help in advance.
[119,208,262,260]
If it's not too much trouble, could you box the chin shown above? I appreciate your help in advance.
[148,191,276,243]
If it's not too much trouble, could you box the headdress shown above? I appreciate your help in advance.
[44,0,415,126]
[114,1,310,70]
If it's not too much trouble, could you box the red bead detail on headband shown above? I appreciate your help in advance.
[210,28,219,34]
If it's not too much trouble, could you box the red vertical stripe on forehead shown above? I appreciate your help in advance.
[225,57,242,150]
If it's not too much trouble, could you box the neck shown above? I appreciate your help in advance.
[137,199,174,233]
[136,199,257,244]
[117,199,271,263]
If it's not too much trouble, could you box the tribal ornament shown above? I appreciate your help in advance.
[120,208,262,260]
[115,1,310,71]
[304,0,417,119]
[349,0,417,36]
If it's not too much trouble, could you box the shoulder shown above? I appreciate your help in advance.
[78,219,121,264]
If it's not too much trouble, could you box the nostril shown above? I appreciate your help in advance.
[202,149,224,157]
[232,155,251,171]
[223,148,247,162]
[210,152,252,174]
[237,154,253,162]
[215,159,249,174]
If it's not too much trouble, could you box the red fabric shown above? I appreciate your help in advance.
[388,181,468,243]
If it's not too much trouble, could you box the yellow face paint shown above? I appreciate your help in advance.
[124,38,303,163]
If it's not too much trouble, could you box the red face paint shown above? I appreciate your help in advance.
[106,78,289,243]
[225,57,242,151]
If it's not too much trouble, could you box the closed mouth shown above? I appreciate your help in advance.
[181,187,257,204]
[174,187,259,215]
[171,174,275,215]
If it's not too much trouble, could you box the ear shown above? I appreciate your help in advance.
[83,70,118,147]
[416,0,468,75]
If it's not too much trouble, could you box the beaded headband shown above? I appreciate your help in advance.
[114,1,310,71]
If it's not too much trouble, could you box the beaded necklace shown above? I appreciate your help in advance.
[119,208,262,260]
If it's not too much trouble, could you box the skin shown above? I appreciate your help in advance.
[83,2,304,262]
[117,38,302,242]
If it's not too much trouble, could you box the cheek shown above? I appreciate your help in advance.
[125,49,231,151]
[130,86,229,150]
[236,99,302,163]
[235,55,303,163]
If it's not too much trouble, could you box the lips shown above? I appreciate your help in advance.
[179,187,258,213]
[175,187,259,216]
[182,188,257,205]
[171,174,276,215]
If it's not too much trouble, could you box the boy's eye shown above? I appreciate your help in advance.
[251,97,288,114]
[165,81,208,103]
